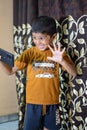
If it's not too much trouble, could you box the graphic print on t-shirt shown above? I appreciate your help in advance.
[32,61,57,78]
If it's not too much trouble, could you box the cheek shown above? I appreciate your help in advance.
[43,42,49,46]
[45,39,51,45]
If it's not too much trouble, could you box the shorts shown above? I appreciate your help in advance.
[23,104,61,130]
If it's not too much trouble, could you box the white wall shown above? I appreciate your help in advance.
[0,0,18,116]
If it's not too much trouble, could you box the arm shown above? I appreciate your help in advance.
[47,43,77,77]
[60,56,77,77]
[0,60,18,75]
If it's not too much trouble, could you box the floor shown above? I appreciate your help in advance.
[0,120,18,130]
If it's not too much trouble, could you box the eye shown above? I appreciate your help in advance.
[40,37,44,40]
[32,36,36,40]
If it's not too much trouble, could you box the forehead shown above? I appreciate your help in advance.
[32,32,50,37]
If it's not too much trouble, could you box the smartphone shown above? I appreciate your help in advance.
[0,48,14,67]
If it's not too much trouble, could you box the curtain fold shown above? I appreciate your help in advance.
[13,0,87,130]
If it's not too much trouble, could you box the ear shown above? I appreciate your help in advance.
[51,33,57,44]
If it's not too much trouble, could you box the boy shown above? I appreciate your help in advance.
[0,16,77,130]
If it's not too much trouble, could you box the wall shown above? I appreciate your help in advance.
[0,0,18,117]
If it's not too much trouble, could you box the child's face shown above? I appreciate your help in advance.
[32,32,53,51]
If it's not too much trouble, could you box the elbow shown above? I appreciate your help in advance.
[6,72,12,76]
[5,68,14,75]
[72,73,77,77]
[72,69,77,77]
[8,73,13,76]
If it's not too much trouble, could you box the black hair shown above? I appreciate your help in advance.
[32,16,57,37]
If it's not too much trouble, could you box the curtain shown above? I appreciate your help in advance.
[13,0,87,130]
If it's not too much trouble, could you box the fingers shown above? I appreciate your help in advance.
[47,56,53,61]
[48,45,54,54]
[53,42,57,51]
[48,42,66,54]
[53,42,61,51]
[48,42,60,52]
[57,42,61,51]
[61,47,66,54]
[57,43,66,54]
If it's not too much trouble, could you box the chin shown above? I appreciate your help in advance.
[39,48,46,51]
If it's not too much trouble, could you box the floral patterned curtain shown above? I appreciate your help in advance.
[13,0,87,130]
[13,0,38,129]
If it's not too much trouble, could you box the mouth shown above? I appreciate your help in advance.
[38,45,46,50]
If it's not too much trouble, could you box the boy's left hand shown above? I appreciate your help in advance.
[47,42,65,64]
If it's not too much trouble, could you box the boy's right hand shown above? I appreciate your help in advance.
[47,42,65,64]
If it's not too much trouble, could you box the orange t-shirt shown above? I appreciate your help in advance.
[15,46,71,105]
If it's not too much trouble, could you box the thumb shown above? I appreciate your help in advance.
[47,56,53,61]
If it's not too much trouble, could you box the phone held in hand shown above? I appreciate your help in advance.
[0,48,14,67]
